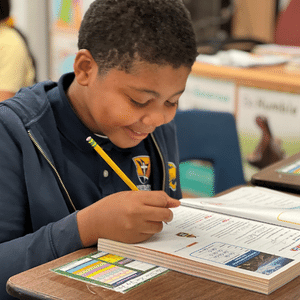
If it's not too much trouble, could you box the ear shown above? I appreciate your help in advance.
[73,49,98,86]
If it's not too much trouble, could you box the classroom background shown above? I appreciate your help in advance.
[9,0,299,197]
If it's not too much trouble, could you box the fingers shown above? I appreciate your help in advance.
[138,191,181,208]
[131,191,179,224]
[77,191,180,246]
[166,197,181,208]
[139,203,174,224]
[140,221,164,235]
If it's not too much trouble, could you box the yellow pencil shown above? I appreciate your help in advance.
[86,136,139,191]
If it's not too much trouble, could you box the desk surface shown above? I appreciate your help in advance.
[192,62,300,94]
[6,187,300,300]
[6,244,300,299]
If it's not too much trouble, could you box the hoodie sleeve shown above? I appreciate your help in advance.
[0,105,83,300]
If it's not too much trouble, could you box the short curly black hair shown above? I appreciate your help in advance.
[0,0,10,22]
[78,0,197,74]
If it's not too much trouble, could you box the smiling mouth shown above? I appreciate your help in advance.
[132,130,149,136]
[126,127,150,139]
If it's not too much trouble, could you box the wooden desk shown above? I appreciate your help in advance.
[6,236,300,299]
[6,187,300,300]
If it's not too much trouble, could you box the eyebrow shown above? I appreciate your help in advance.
[128,86,185,98]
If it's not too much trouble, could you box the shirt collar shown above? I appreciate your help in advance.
[49,72,96,152]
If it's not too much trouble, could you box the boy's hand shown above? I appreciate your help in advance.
[77,191,180,247]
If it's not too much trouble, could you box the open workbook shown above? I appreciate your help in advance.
[98,186,300,295]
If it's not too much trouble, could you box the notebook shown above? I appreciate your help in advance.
[251,152,300,193]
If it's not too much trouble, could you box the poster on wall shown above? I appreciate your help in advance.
[50,0,94,81]
[237,86,300,181]
[179,75,236,113]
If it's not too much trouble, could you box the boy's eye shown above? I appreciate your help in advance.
[129,97,148,108]
[166,100,179,107]
[129,96,178,108]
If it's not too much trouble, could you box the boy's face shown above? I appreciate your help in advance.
[74,59,191,149]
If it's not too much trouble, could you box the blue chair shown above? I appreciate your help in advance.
[174,110,246,195]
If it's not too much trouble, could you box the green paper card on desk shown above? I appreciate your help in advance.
[52,251,168,293]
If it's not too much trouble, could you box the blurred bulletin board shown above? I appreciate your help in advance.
[179,75,236,113]
[237,87,300,180]
[50,0,94,81]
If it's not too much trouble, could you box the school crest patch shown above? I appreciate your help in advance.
[168,162,177,191]
[132,156,151,184]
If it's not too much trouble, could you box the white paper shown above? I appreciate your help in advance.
[143,204,300,262]
[196,50,288,68]
[180,186,300,230]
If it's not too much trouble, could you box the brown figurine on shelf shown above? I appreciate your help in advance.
[247,116,285,169]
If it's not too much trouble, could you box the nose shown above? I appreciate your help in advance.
[141,110,166,128]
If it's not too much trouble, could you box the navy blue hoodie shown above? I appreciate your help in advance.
[0,73,182,299]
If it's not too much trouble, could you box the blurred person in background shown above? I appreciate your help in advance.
[0,0,36,101]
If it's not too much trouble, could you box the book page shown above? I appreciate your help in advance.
[136,205,300,276]
[181,187,300,230]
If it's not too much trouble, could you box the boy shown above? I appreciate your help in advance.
[0,0,197,298]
